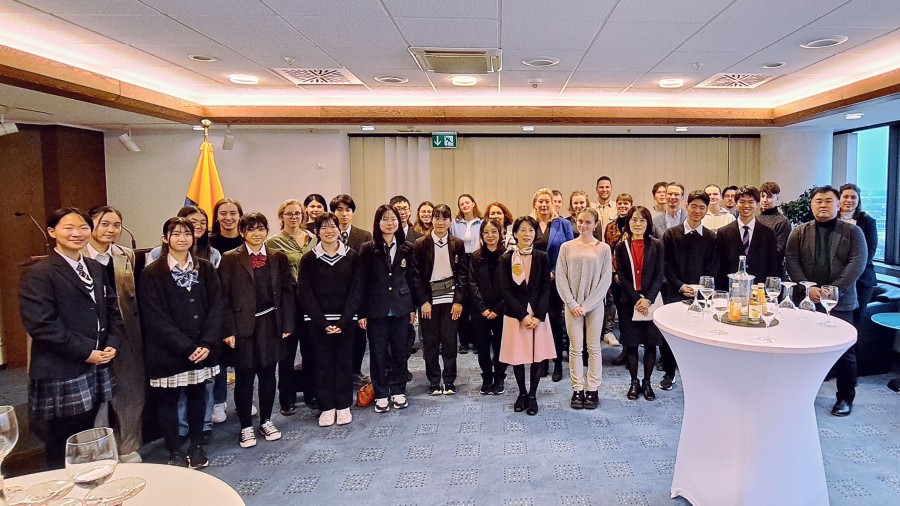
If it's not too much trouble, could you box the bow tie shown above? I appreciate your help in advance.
[171,266,199,289]
[250,253,267,269]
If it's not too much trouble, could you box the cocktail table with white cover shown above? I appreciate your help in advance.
[7,463,244,505]
[653,303,855,506]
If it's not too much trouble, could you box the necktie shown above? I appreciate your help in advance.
[76,262,94,291]
[250,253,267,269]
[688,230,698,236]
[341,231,349,245]
[742,225,750,256]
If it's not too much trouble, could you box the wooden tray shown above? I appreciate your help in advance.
[713,314,779,328]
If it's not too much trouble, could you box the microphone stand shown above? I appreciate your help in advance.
[120,225,137,250]
[14,211,49,254]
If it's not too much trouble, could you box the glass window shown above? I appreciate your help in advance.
[856,126,889,260]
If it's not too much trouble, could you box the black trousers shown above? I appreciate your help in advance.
[472,313,507,381]
[44,405,100,469]
[154,382,205,455]
[351,326,367,376]
[235,364,277,428]
[830,310,858,403]
[421,303,460,386]
[853,284,876,323]
[278,331,300,408]
[309,326,354,410]
[659,339,677,377]
[549,280,566,364]
[367,316,410,399]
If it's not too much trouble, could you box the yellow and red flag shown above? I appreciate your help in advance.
[184,138,224,225]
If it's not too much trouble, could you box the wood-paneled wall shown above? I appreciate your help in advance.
[350,135,760,227]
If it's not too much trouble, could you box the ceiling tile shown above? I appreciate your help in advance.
[325,47,420,71]
[370,86,438,98]
[395,17,499,48]
[63,14,215,47]
[1,12,118,45]
[238,46,338,70]
[141,0,272,16]
[136,44,258,68]
[498,87,565,99]
[502,0,617,21]
[0,0,46,13]
[607,0,731,24]
[812,0,900,28]
[559,87,627,98]
[383,0,498,19]
[20,0,154,15]
[284,15,406,49]
[579,22,703,71]
[502,18,600,51]
[651,51,746,74]
[500,70,572,88]
[714,0,848,27]
[679,21,802,54]
[265,0,387,18]
[178,15,313,50]
[501,50,587,72]
[566,71,643,88]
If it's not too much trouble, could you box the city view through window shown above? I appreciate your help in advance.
[856,126,889,261]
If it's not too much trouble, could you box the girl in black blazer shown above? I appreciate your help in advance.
[614,206,665,401]
[19,207,123,468]
[139,217,223,469]
[298,213,363,427]
[468,218,508,395]
[839,184,878,320]
[220,213,295,449]
[414,204,468,396]
[358,204,418,413]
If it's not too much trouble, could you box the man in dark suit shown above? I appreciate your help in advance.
[714,185,779,289]
[660,190,719,390]
[389,195,421,361]
[330,194,374,384]
[785,185,867,417]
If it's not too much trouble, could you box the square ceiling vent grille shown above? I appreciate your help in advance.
[271,68,363,85]
[409,47,502,74]
[695,73,777,89]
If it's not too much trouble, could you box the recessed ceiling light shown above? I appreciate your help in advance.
[189,54,218,62]
[521,57,560,68]
[374,75,409,84]
[450,75,478,86]
[800,36,848,49]
[228,73,259,85]
[844,112,864,120]
[761,62,786,69]
[361,125,376,131]
[522,126,535,132]
[658,78,685,88]
[675,127,689,132]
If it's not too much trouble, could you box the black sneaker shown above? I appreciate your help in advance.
[457,345,469,354]
[491,379,505,395]
[429,384,443,396]
[280,404,297,416]
[660,374,676,391]
[166,451,188,467]
[186,445,209,470]
[443,383,456,395]
[480,379,492,395]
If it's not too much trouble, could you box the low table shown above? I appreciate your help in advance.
[870,312,900,392]
[654,303,855,505]
[6,463,244,505]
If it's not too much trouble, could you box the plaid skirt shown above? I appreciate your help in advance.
[29,366,114,421]
[150,365,220,388]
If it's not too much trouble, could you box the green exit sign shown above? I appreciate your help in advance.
[431,132,457,149]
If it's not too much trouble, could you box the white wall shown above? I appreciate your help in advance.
[105,129,350,248]
[760,128,833,199]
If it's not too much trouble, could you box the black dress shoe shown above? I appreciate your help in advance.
[641,380,656,401]
[626,380,641,400]
[526,396,539,416]
[514,394,527,412]
[570,391,585,410]
[583,391,599,410]
[458,345,469,354]
[611,350,626,366]
[551,365,563,383]
[831,399,852,417]
[280,404,297,416]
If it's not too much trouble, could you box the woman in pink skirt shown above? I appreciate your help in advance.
[499,216,555,415]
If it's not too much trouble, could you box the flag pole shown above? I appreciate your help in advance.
[201,118,211,142]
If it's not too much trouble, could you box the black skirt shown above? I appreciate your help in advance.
[227,311,284,369]
[617,301,663,347]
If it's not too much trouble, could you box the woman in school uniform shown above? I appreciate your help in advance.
[220,213,295,448]
[19,207,123,468]
[139,217,223,468]
[358,204,418,413]
[499,216,555,416]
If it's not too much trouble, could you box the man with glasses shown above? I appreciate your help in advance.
[390,195,421,243]
[652,182,687,240]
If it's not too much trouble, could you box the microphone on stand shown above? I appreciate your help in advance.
[15,211,50,254]
[120,225,137,250]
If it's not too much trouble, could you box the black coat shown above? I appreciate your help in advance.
[358,240,418,318]
[413,234,468,306]
[853,213,878,288]
[714,220,780,289]
[662,226,718,303]
[139,257,223,379]
[19,251,123,380]
[499,250,551,322]
[343,226,373,252]
[468,248,505,315]
[297,248,363,332]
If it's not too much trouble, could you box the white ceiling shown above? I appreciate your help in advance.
[0,0,899,108]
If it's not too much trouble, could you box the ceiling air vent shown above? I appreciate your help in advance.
[408,47,502,74]
[695,73,777,89]
[271,68,363,85]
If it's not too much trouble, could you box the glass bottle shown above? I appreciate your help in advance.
[728,282,743,321]
[748,284,762,322]
[727,255,755,317]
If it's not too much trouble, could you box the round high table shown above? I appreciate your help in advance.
[653,303,855,506]
[6,463,244,505]
[870,313,900,392]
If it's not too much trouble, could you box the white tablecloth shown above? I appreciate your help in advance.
[653,303,855,506]
[7,463,244,505]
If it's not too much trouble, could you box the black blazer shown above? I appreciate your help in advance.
[344,226,373,252]
[414,234,468,306]
[139,257,223,379]
[714,220,780,289]
[853,213,878,288]
[468,248,505,315]
[499,250,551,322]
[662,226,718,303]
[404,225,423,244]
[358,240,418,318]
[19,251,123,380]
[219,247,295,339]
[615,238,665,306]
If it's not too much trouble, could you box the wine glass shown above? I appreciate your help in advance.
[709,291,729,335]
[819,285,839,327]
[1,405,19,503]
[687,284,704,318]
[798,281,817,314]
[779,281,797,310]
[65,428,118,493]
[759,301,778,342]
[699,276,715,313]
[764,277,782,303]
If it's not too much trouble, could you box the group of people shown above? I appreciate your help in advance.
[18,177,876,471]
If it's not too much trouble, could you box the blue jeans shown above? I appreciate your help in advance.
[178,380,213,436]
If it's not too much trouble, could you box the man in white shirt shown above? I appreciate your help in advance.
[702,183,736,230]
[592,176,617,238]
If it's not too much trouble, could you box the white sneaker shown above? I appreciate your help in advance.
[239,427,256,448]
[604,332,620,346]
[336,408,352,425]
[259,420,282,441]
[374,398,390,413]
[390,394,409,409]
[211,402,227,424]
[251,404,258,416]
[318,409,336,427]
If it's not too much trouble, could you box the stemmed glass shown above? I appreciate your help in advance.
[819,285,839,327]
[1,405,20,502]
[687,284,704,318]
[764,277,782,303]
[779,281,797,310]
[798,281,817,314]
[65,428,118,494]
[759,301,779,342]
[709,291,729,335]
[699,276,716,314]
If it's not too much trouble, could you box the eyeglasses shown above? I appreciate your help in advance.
[283,212,303,218]
[245,226,268,232]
